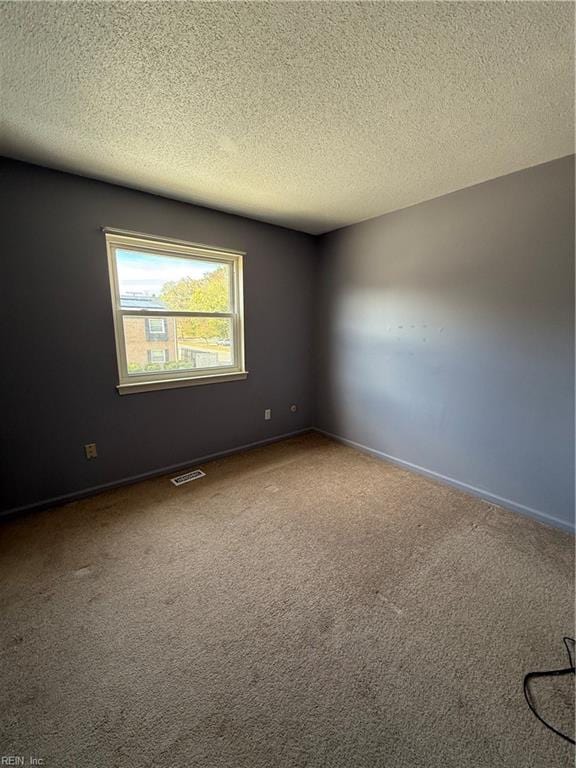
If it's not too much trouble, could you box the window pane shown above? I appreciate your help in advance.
[123,316,233,375]
[116,249,231,312]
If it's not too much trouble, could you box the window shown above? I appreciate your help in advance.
[145,318,168,340]
[147,349,169,364]
[105,229,246,393]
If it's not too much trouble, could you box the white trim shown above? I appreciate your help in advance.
[1,428,312,519]
[101,226,246,257]
[315,428,575,535]
[124,309,233,318]
[117,370,248,394]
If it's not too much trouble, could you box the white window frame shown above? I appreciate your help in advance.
[104,228,247,394]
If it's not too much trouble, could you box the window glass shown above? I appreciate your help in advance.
[116,249,231,313]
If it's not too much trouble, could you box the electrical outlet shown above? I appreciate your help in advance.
[264,409,272,421]
[84,443,98,459]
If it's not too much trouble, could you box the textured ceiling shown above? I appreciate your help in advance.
[1,2,574,234]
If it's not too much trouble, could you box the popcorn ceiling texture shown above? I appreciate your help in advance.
[1,1,573,234]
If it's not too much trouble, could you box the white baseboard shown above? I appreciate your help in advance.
[1,428,312,520]
[314,428,575,535]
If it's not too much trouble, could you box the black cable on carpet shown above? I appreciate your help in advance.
[523,637,575,745]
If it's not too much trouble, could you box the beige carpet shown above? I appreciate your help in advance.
[1,432,574,767]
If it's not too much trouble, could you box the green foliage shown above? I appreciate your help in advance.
[160,266,230,342]
[165,361,197,371]
[128,360,202,375]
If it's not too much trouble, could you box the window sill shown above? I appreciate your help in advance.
[117,371,248,395]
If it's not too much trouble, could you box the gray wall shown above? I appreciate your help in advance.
[0,159,317,513]
[316,156,575,531]
[2,156,574,530]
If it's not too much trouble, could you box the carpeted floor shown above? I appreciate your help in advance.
[1,432,574,767]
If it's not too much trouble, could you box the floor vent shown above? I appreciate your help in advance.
[171,469,206,486]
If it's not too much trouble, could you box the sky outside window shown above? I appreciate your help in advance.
[116,249,221,296]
